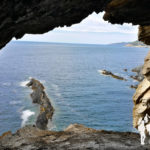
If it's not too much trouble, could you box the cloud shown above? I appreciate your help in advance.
[17,12,138,44]
[54,12,138,34]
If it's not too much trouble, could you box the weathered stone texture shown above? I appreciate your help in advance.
[26,78,54,130]
[0,124,148,150]
[132,51,150,129]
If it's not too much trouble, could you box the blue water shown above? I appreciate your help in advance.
[0,41,148,134]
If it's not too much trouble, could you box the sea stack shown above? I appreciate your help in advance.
[26,78,54,130]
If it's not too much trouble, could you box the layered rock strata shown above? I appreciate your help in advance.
[26,78,54,130]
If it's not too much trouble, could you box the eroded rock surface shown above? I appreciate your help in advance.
[0,124,149,150]
[27,78,54,130]
[133,51,150,129]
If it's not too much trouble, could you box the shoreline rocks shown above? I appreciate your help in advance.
[26,78,54,130]
[99,70,127,81]
[131,65,144,82]
[98,66,144,90]
[130,85,138,89]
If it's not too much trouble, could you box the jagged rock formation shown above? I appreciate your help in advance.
[26,78,54,130]
[133,51,150,129]
[0,124,149,150]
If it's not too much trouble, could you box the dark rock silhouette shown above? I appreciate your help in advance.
[130,85,138,89]
[26,78,54,130]
[1,1,150,49]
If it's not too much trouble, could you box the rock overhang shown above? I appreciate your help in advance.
[1,0,150,49]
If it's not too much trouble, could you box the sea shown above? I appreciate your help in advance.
[0,41,149,134]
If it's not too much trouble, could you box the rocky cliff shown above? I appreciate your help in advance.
[0,124,148,150]
[133,51,150,128]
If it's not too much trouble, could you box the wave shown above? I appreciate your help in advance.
[21,109,35,127]
[9,101,22,105]
[47,120,57,130]
[20,80,30,87]
[97,70,104,74]
[2,82,11,86]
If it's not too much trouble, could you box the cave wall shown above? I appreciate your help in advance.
[1,0,150,49]
[0,0,110,49]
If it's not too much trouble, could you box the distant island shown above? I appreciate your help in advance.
[126,40,149,48]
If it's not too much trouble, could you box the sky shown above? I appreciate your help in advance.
[17,12,138,44]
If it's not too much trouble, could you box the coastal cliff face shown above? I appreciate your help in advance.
[133,51,150,129]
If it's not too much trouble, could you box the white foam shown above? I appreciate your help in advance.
[97,70,103,74]
[9,101,22,105]
[47,120,57,130]
[20,77,46,87]
[21,110,35,127]
[20,80,30,87]
[2,82,11,86]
